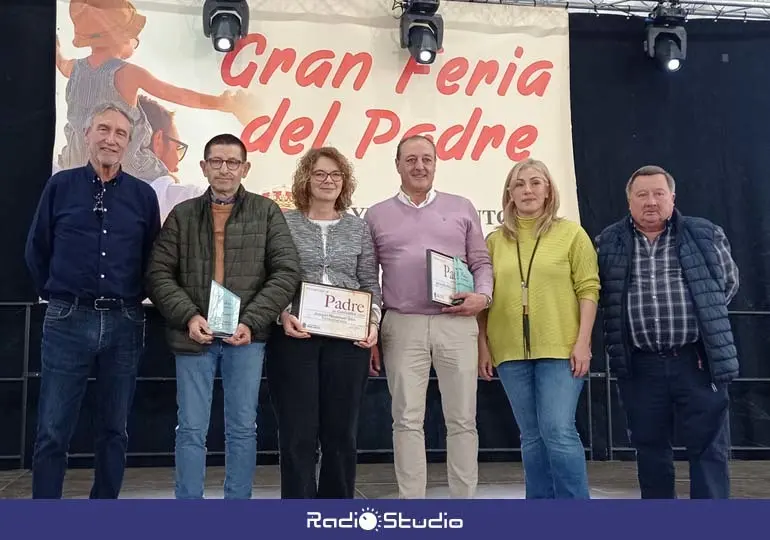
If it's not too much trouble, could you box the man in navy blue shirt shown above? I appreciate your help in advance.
[25,101,161,499]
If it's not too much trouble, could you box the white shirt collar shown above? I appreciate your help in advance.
[397,187,437,208]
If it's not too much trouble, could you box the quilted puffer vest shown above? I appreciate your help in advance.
[596,210,738,382]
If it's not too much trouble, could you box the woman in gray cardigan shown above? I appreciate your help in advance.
[265,146,382,499]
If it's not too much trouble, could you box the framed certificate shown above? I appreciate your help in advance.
[426,249,475,306]
[297,282,372,341]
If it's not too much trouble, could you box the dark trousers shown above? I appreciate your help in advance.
[617,344,731,499]
[32,298,145,499]
[266,330,370,499]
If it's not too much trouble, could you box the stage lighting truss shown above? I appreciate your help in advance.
[395,0,445,64]
[203,0,249,52]
[446,0,770,21]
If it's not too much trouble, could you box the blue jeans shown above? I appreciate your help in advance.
[32,298,145,499]
[174,340,265,499]
[496,359,589,499]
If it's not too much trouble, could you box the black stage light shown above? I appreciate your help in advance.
[203,0,249,53]
[399,0,444,65]
[645,2,687,72]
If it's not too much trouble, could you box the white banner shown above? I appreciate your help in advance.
[54,0,577,233]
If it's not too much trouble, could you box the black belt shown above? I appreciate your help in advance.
[632,343,697,358]
[49,294,139,311]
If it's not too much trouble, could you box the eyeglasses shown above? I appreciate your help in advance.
[166,135,188,161]
[206,158,243,170]
[311,170,344,183]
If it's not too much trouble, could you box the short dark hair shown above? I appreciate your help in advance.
[204,134,247,161]
[138,95,174,135]
[396,134,436,161]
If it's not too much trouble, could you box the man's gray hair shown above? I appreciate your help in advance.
[626,165,676,197]
[85,101,135,141]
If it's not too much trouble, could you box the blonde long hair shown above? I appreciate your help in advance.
[500,158,562,241]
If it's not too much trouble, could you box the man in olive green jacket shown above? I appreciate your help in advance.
[146,134,300,499]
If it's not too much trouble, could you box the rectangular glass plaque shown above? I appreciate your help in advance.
[207,280,241,338]
[297,282,372,342]
[427,249,475,306]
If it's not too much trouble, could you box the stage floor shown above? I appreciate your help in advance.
[2,461,769,498]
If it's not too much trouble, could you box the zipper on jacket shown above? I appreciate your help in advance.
[696,347,717,391]
[619,234,634,377]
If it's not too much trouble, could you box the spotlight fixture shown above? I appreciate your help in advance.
[644,2,687,72]
[399,0,444,65]
[203,0,249,53]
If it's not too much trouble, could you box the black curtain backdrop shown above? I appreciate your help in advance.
[569,14,770,380]
[0,0,56,302]
[1,2,769,468]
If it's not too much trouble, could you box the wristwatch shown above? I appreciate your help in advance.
[483,294,492,308]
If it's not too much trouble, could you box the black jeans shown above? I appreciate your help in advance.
[617,344,731,499]
[266,330,370,498]
[32,298,145,499]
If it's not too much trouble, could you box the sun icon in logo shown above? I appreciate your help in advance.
[357,507,382,532]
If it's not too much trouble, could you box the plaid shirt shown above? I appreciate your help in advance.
[627,220,739,352]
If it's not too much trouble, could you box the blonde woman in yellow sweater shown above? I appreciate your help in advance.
[478,158,600,499]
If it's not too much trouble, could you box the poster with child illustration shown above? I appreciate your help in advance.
[54,0,579,231]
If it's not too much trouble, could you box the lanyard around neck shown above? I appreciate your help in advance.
[515,234,541,359]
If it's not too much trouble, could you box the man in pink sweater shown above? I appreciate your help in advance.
[364,135,493,499]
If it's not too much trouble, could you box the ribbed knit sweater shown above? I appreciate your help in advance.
[485,216,600,366]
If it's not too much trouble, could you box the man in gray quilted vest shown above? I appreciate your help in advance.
[146,133,300,499]
[596,165,739,499]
